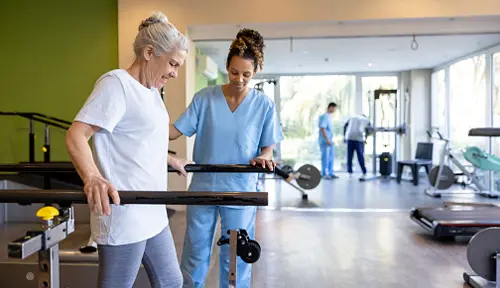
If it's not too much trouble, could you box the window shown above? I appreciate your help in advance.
[279,75,355,170]
[449,55,488,152]
[493,52,500,148]
[492,52,500,190]
[431,70,447,134]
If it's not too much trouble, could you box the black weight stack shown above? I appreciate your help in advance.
[379,152,392,176]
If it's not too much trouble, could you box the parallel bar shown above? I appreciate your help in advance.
[171,164,275,173]
[0,163,283,175]
[0,190,268,206]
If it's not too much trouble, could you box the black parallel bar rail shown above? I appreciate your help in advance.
[0,112,177,158]
[0,190,268,206]
[0,112,71,130]
[0,163,283,175]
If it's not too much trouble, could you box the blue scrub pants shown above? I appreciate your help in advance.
[319,142,334,176]
[180,205,257,288]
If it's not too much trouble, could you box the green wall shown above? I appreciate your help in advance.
[0,0,118,163]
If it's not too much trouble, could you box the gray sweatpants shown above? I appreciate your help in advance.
[97,226,183,288]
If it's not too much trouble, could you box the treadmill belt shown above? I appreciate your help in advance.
[417,206,500,222]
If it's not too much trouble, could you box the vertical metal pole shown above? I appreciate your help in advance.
[372,91,377,175]
[271,79,282,162]
[29,119,35,163]
[393,90,398,175]
[43,125,51,189]
[495,253,499,288]
[38,245,60,288]
[228,230,238,288]
[44,125,50,163]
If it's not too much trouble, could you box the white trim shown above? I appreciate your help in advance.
[433,42,500,72]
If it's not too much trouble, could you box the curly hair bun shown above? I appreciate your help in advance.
[139,11,169,31]
[236,28,265,53]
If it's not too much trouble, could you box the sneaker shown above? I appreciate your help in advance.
[359,174,367,180]
[330,175,339,179]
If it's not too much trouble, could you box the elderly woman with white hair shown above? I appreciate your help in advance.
[65,11,190,288]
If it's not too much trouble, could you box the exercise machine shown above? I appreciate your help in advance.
[0,189,268,288]
[277,164,321,199]
[425,128,500,198]
[463,227,500,288]
[359,88,409,182]
[410,202,500,239]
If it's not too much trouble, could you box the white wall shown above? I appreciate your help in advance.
[118,0,500,190]
[409,70,432,157]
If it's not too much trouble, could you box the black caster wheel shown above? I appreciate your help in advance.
[302,194,308,200]
[240,240,261,264]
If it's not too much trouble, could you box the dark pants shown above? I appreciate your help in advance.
[347,140,367,174]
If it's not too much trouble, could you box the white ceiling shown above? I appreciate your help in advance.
[195,34,500,75]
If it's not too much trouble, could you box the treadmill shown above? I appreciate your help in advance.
[411,127,500,239]
[410,202,500,239]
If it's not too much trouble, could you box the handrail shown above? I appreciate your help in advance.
[0,112,71,130]
[0,162,279,174]
[0,112,177,158]
[0,189,268,206]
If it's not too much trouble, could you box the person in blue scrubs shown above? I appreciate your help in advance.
[318,102,338,179]
[170,28,283,288]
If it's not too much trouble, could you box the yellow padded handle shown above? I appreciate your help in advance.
[36,206,59,221]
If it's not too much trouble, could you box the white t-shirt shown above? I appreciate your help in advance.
[345,115,371,142]
[75,69,170,246]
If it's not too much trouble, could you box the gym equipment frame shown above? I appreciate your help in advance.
[0,189,268,288]
[410,202,500,239]
[463,227,500,288]
[359,89,408,182]
[424,129,500,198]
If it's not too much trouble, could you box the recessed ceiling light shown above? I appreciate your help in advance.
[368,63,373,67]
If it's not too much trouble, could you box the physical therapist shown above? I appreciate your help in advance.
[169,28,283,288]
[318,102,338,179]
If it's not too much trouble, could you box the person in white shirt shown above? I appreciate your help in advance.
[65,11,190,288]
[344,114,371,179]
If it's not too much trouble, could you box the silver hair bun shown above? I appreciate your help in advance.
[139,11,169,31]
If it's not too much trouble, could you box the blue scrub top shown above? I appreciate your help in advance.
[174,85,284,196]
[318,113,333,145]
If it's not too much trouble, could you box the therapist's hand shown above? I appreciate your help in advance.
[169,156,194,177]
[250,157,275,171]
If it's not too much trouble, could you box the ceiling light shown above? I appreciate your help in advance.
[303,51,309,54]
[368,63,373,67]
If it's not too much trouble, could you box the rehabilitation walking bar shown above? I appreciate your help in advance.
[0,189,268,206]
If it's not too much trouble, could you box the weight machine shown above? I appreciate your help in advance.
[424,128,500,198]
[359,89,408,182]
